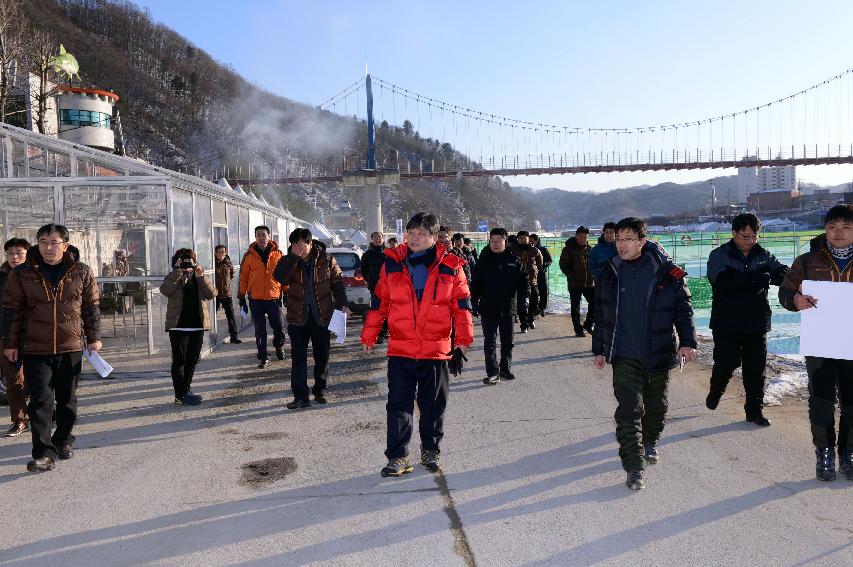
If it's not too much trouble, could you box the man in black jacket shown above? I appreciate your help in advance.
[706,213,788,426]
[593,217,697,490]
[470,228,529,385]
[530,234,552,317]
[360,232,387,343]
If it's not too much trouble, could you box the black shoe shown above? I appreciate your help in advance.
[258,359,268,369]
[286,399,310,410]
[626,469,645,490]
[483,375,500,385]
[314,393,327,404]
[174,393,202,406]
[746,411,771,427]
[706,390,722,410]
[816,447,836,481]
[529,321,536,330]
[276,348,285,360]
[575,331,586,338]
[26,456,55,473]
[520,326,529,334]
[57,444,74,460]
[499,370,516,381]
[839,450,853,481]
[582,322,594,334]
[420,447,441,473]
[381,456,414,477]
[230,336,243,344]
[5,421,29,437]
[644,445,659,465]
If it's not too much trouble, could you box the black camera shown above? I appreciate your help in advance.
[180,257,196,270]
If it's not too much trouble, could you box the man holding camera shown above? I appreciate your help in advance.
[239,226,286,369]
[1,224,101,473]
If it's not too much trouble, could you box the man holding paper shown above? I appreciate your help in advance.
[273,228,349,409]
[1,224,101,473]
[779,204,853,481]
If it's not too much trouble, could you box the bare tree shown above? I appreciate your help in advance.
[26,26,62,134]
[0,0,23,122]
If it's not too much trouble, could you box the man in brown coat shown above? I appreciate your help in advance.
[515,231,542,332]
[1,224,101,473]
[274,228,350,409]
[214,245,241,344]
[0,238,30,437]
[559,226,595,337]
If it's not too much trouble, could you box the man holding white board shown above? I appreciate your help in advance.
[779,204,853,482]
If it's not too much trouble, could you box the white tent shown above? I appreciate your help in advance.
[310,222,338,245]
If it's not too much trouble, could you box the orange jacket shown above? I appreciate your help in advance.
[361,243,473,359]
[238,242,284,301]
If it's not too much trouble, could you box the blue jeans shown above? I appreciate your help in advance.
[249,299,285,360]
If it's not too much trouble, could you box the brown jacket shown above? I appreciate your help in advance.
[515,244,543,284]
[779,234,853,311]
[559,237,594,288]
[273,242,347,326]
[1,250,100,355]
[214,256,235,298]
[160,269,217,331]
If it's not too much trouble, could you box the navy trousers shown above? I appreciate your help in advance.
[385,356,449,459]
[249,298,286,360]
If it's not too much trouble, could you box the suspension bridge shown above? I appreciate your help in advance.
[226,66,853,185]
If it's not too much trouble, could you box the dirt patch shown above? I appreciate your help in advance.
[239,457,297,488]
[219,428,241,435]
[332,379,380,399]
[247,432,289,441]
[341,420,383,433]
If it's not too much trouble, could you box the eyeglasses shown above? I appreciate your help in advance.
[38,240,67,248]
[615,238,639,244]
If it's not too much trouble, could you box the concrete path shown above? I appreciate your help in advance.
[0,315,850,566]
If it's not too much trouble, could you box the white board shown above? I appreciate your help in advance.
[799,280,853,359]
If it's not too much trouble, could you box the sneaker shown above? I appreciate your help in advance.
[520,326,529,334]
[57,444,74,460]
[4,421,29,437]
[529,321,536,330]
[229,336,243,344]
[420,447,441,473]
[174,393,202,406]
[286,399,310,410]
[816,447,836,481]
[746,411,771,427]
[483,375,500,385]
[644,445,659,465]
[705,390,722,410]
[838,450,853,481]
[258,359,269,369]
[626,469,645,490]
[275,347,285,360]
[499,370,516,381]
[26,456,55,473]
[381,456,414,477]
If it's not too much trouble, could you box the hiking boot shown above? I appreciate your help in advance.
[5,421,29,437]
[286,399,310,410]
[644,445,659,465]
[483,375,500,385]
[816,447,836,481]
[276,347,285,360]
[26,456,55,473]
[174,393,202,406]
[57,444,74,460]
[706,390,722,410]
[746,410,771,427]
[229,336,243,344]
[499,370,516,381]
[839,450,853,481]
[381,456,414,477]
[258,359,269,369]
[626,469,645,490]
[420,447,441,473]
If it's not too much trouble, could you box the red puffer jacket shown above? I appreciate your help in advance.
[361,243,473,359]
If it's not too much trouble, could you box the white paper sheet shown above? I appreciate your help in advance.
[83,348,114,378]
[799,280,853,360]
[328,309,347,344]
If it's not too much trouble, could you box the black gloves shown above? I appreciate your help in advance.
[448,347,468,377]
[238,296,247,309]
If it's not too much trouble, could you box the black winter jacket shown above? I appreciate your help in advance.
[707,241,788,332]
[592,244,697,371]
[360,243,386,292]
[470,247,529,318]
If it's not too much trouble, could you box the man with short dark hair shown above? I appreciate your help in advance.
[362,212,473,477]
[1,224,101,473]
[274,228,350,409]
[239,225,285,368]
[449,232,472,283]
[706,213,788,426]
[779,204,853,481]
[589,222,618,280]
[436,226,451,246]
[214,245,242,344]
[529,234,552,317]
[471,228,528,384]
[514,231,542,332]
[361,231,388,343]
[0,238,30,437]
[560,226,595,337]
[463,238,478,263]
[593,217,697,490]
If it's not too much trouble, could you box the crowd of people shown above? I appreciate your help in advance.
[1,204,851,491]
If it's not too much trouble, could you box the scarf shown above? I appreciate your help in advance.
[828,242,853,260]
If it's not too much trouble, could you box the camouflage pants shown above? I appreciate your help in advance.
[612,357,670,472]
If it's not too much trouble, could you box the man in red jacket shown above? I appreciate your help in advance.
[362,212,473,477]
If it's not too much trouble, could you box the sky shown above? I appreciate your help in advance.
[134,0,853,192]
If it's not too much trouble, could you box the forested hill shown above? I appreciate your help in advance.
[22,0,535,228]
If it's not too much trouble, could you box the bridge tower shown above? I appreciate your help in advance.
[342,74,399,236]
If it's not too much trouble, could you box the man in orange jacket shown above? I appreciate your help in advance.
[238,226,285,369]
[362,212,473,477]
